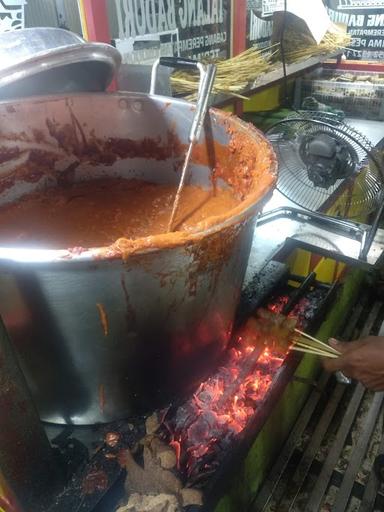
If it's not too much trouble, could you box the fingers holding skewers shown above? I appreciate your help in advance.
[248,309,340,358]
[322,336,384,391]
[248,309,384,392]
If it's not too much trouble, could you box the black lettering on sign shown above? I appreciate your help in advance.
[326,0,384,60]
[114,0,230,63]
[246,6,273,50]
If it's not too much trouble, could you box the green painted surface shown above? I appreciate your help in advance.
[215,268,365,512]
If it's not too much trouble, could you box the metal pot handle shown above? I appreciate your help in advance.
[150,56,216,145]
[150,56,205,96]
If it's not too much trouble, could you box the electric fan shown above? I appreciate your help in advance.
[262,111,384,260]
[265,112,383,219]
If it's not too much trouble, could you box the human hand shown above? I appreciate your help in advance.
[323,336,384,391]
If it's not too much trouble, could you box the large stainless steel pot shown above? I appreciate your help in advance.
[0,92,277,424]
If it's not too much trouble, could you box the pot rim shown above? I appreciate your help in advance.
[0,27,121,93]
[0,94,277,264]
[0,43,121,92]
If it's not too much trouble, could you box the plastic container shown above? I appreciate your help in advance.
[295,68,384,121]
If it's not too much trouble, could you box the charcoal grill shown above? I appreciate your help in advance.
[13,249,376,512]
[0,229,381,512]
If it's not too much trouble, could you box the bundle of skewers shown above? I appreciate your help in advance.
[247,308,341,359]
[290,328,341,359]
[282,22,351,63]
[170,46,276,101]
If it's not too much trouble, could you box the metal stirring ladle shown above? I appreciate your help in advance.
[150,57,217,232]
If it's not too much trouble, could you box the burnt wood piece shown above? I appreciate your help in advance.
[236,261,289,326]
[281,272,317,316]
[47,449,122,512]
[47,421,145,512]
[216,346,265,411]
[307,281,339,334]
[0,317,61,512]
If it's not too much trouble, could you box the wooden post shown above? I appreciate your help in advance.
[0,318,61,511]
[77,0,116,90]
[231,0,247,116]
[77,0,111,43]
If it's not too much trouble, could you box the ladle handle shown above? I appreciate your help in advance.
[191,63,216,143]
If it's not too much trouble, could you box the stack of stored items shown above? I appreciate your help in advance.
[295,68,384,121]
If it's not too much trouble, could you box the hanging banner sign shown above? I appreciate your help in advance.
[0,0,27,32]
[247,2,273,49]
[114,0,230,65]
[326,0,384,60]
[247,0,332,49]
[336,0,384,9]
[261,0,283,16]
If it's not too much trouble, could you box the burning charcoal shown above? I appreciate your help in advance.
[187,442,210,460]
[81,469,108,495]
[116,493,180,512]
[174,405,195,431]
[187,466,216,487]
[105,431,120,448]
[217,432,233,450]
[104,452,117,460]
[105,420,145,449]
[217,366,237,387]
[159,312,287,483]
[186,417,209,446]
[180,488,203,507]
[195,388,220,406]
[243,396,258,408]
[267,295,289,315]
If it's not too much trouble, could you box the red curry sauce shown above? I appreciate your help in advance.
[0,178,238,249]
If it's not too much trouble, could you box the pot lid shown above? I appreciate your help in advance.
[0,27,122,100]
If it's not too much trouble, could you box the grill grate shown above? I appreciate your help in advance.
[251,299,384,512]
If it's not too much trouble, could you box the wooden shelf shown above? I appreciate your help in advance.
[211,51,342,108]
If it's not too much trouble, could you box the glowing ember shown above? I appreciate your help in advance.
[165,339,285,478]
[162,289,326,480]
[268,295,289,315]
[267,290,326,327]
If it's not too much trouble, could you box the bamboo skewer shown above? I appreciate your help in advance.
[293,339,337,355]
[287,327,342,359]
[171,22,350,102]
[170,45,278,100]
[282,24,351,63]
[294,329,341,355]
[291,346,339,359]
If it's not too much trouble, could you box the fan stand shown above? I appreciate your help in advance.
[257,205,376,260]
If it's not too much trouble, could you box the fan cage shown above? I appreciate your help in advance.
[266,115,382,220]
